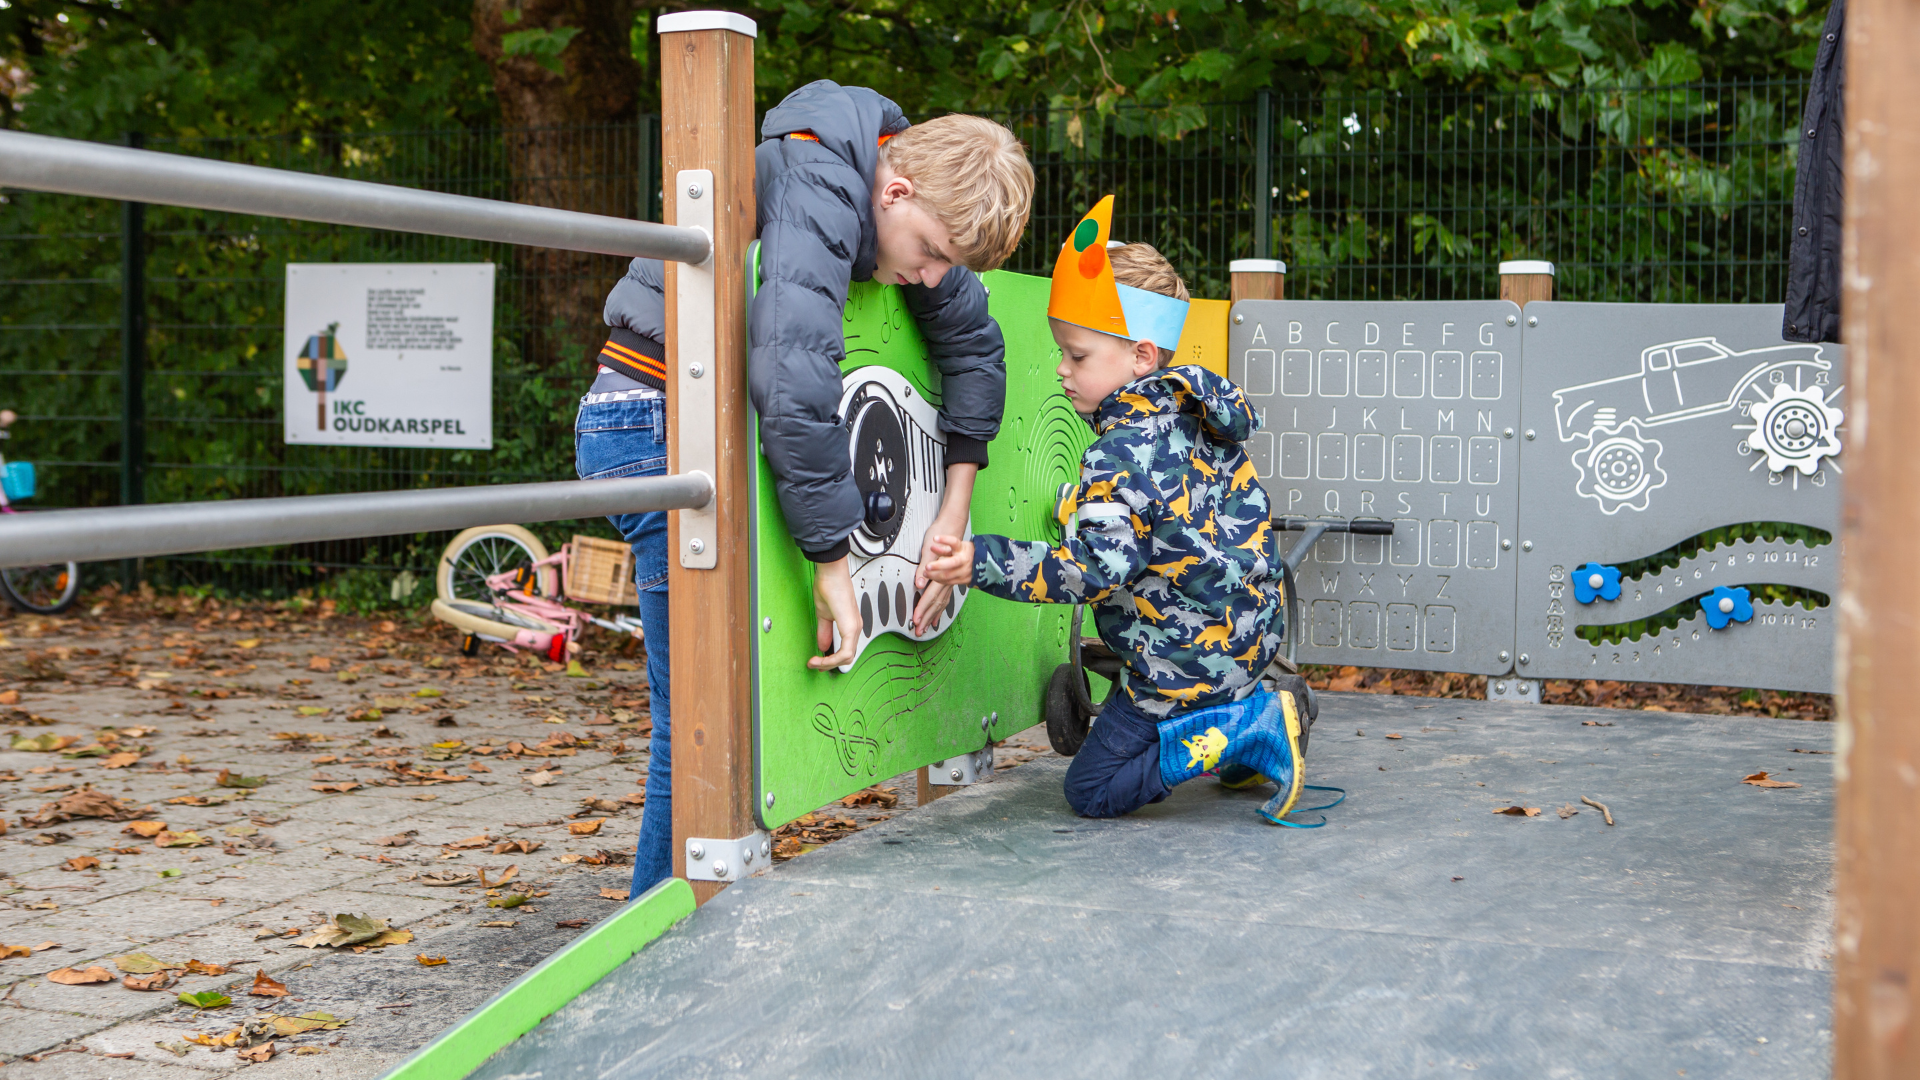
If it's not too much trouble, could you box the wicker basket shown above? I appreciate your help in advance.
[565,535,637,606]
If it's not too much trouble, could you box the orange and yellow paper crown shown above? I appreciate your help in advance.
[1047,195,1189,351]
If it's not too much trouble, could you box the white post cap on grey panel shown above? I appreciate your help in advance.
[1229,259,1288,274]
[657,10,758,36]
[1498,260,1555,275]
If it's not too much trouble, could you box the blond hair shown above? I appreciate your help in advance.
[882,115,1034,273]
[1108,242,1189,366]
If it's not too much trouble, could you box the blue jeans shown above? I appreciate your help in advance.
[1062,691,1172,818]
[574,394,673,895]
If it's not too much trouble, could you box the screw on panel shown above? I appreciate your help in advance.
[1521,541,1533,552]
[1503,428,1514,439]
[688,181,704,199]
[761,840,771,856]
[762,618,772,632]
[1524,430,1536,440]
[712,861,728,878]
[1505,315,1517,326]
[1234,314,1245,325]
[980,715,990,731]
[741,847,754,865]
[689,844,705,860]
[1498,651,1511,663]
[689,538,706,555]
[764,792,775,809]
[1494,681,1508,694]
[950,768,964,782]
[991,711,998,722]
[1518,654,1530,665]
[689,362,705,378]
[1501,538,1512,550]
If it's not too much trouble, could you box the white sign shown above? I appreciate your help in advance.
[283,263,494,448]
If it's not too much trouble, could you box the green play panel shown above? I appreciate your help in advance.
[753,271,1092,827]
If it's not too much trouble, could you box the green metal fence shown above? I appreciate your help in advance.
[0,79,1809,603]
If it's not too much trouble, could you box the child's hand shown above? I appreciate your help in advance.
[922,535,974,589]
[809,557,862,671]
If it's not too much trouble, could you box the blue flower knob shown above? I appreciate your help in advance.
[1701,585,1754,630]
[1572,563,1622,604]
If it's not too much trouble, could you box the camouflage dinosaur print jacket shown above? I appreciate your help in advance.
[970,366,1284,719]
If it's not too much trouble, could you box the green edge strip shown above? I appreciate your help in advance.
[379,878,697,1080]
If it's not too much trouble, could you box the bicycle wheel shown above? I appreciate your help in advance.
[0,561,79,615]
[430,598,570,661]
[437,525,554,604]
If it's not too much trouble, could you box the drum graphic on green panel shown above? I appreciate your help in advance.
[753,271,1090,827]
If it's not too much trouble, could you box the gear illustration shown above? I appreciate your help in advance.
[1572,419,1667,515]
[1739,382,1843,475]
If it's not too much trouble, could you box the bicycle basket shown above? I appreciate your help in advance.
[3,462,36,501]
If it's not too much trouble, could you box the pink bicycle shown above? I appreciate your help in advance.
[429,524,644,661]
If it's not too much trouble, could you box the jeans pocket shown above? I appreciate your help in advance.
[575,399,667,480]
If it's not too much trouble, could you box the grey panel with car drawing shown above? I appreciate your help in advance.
[1512,303,1841,693]
[1230,300,1526,675]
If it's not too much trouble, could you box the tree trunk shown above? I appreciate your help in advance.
[472,0,646,370]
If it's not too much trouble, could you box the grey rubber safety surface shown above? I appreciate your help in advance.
[471,694,1833,1079]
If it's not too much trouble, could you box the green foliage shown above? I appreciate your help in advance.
[503,27,583,76]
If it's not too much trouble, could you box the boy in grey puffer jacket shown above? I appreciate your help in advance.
[582,80,1033,896]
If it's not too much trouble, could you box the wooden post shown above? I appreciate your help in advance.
[1229,258,1285,302]
[660,10,757,905]
[1835,0,1920,1071]
[1498,260,1554,307]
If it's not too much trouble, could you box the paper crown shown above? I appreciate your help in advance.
[1047,195,1190,352]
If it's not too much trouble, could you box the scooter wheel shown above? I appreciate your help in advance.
[1044,663,1091,757]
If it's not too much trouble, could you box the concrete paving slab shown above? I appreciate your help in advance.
[474,696,1833,1080]
[0,1006,111,1058]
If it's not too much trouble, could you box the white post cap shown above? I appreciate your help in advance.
[657,10,758,37]
[1230,258,1287,275]
[1498,260,1555,275]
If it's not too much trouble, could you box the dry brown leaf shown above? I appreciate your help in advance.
[493,839,541,855]
[616,792,646,805]
[101,751,142,769]
[568,818,606,836]
[22,786,151,827]
[526,770,558,787]
[1557,804,1580,819]
[0,944,32,959]
[123,820,167,837]
[479,864,519,889]
[1493,805,1541,817]
[416,954,449,967]
[443,835,490,850]
[183,959,227,976]
[154,830,211,848]
[1742,771,1802,789]
[122,971,174,991]
[477,920,517,928]
[374,833,415,847]
[307,656,333,671]
[248,970,288,997]
[310,781,361,793]
[237,1042,275,1063]
[60,855,100,872]
[598,887,629,901]
[46,965,114,984]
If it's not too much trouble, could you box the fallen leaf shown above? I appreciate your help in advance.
[154,830,211,848]
[444,834,491,850]
[1384,733,1403,740]
[184,959,228,976]
[248,970,288,997]
[155,1040,192,1057]
[417,954,449,966]
[11,733,78,752]
[1743,771,1802,789]
[22,786,151,827]
[158,868,182,878]
[1493,805,1541,817]
[412,687,444,698]
[569,818,606,836]
[295,706,330,717]
[234,639,261,649]
[0,690,16,704]
[122,971,174,991]
[1582,720,1615,727]
[215,769,266,789]
[101,751,143,769]
[179,990,231,1009]
[413,870,477,887]
[307,656,333,672]
[554,919,587,929]
[479,864,519,888]
[839,786,895,809]
[124,820,167,837]
[617,792,646,805]
[345,708,382,722]
[493,839,541,855]
[47,966,115,984]
[372,696,408,709]
[165,791,248,807]
[237,1042,275,1063]
[487,894,528,909]
[223,823,259,837]
[0,944,31,959]
[1557,804,1580,819]
[526,770,558,787]
[269,1011,350,1036]
[477,920,517,928]
[310,781,361,793]
[60,855,100,872]
[598,887,629,901]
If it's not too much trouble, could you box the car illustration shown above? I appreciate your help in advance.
[1551,337,1829,444]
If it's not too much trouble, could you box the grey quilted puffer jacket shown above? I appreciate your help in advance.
[600,81,1008,561]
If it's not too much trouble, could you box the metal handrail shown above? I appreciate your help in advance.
[0,130,712,264]
[0,474,714,568]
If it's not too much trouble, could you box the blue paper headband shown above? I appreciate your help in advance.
[1110,282,1190,353]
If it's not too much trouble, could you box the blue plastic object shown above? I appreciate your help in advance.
[2,461,36,501]
[1701,585,1755,630]
[1572,562,1622,604]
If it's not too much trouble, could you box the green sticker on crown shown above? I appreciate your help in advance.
[1072,218,1099,252]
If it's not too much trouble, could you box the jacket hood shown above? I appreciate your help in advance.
[1093,365,1258,443]
[761,81,908,195]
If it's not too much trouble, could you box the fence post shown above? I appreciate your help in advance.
[1230,258,1286,302]
[660,11,757,905]
[639,115,660,223]
[119,131,146,591]
[1254,90,1272,262]
[1835,0,1920,1070]
[1498,260,1554,307]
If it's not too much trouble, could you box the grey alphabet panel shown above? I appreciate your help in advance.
[1513,303,1842,693]
[1230,301,1526,675]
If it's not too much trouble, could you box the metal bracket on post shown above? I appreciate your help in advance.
[1486,677,1541,704]
[928,746,994,786]
[675,168,718,570]
[685,831,770,883]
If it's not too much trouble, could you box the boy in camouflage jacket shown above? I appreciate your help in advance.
[927,199,1318,825]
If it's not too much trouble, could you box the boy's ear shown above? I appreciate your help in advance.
[877,174,914,208]
[1131,338,1161,376]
